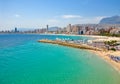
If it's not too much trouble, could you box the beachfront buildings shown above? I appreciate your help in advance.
[66,24,85,35]
[66,24,98,35]
[1,24,120,35]
[65,24,120,35]
[110,28,120,34]
[66,24,72,34]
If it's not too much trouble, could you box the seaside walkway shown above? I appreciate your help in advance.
[38,39,103,51]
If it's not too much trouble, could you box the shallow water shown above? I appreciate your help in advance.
[0,34,120,84]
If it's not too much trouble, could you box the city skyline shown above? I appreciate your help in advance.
[0,0,120,30]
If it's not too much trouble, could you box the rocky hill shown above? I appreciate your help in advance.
[99,15,120,24]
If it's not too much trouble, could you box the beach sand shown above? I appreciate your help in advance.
[90,50,120,73]
[86,35,120,72]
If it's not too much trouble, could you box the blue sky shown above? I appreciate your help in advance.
[0,0,120,30]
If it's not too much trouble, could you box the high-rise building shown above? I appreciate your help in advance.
[15,27,18,32]
[46,25,49,33]
[67,24,72,33]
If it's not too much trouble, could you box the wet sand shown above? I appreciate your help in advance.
[89,50,120,73]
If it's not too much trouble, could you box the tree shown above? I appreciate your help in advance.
[104,40,117,50]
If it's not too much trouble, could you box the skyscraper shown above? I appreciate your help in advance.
[15,27,17,32]
[46,25,49,33]
[67,24,72,33]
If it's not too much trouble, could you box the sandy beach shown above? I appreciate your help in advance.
[90,50,120,73]
[41,33,108,38]
[87,35,120,73]
[41,33,120,40]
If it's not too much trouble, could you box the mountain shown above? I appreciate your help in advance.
[18,28,35,31]
[99,15,120,24]
[48,27,60,32]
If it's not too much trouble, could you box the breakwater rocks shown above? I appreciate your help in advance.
[38,39,103,51]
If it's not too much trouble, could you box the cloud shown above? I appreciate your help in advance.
[61,15,82,19]
[48,19,59,23]
[47,15,108,25]
[95,16,108,21]
[14,14,21,18]
[73,16,108,24]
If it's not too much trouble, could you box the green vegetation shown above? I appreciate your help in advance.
[100,33,120,37]
[104,40,117,46]
[104,40,117,51]
[110,48,116,51]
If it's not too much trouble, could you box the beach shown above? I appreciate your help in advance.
[87,35,120,72]
[90,50,120,73]
[40,33,120,40]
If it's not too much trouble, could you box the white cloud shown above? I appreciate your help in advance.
[0,15,109,30]
[47,15,108,26]
[48,19,59,23]
[76,16,108,24]
[14,14,21,18]
[61,15,82,19]
[95,16,108,21]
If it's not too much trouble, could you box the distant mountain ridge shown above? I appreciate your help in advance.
[48,27,60,32]
[99,15,120,24]
[18,28,36,31]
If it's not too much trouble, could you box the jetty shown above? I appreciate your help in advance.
[38,39,103,51]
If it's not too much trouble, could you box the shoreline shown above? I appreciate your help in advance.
[89,50,120,73]
[39,34,109,38]
[38,39,102,51]
[1,33,120,40]
[38,39,120,73]
[39,34,120,40]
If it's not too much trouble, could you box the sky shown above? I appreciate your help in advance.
[0,0,120,30]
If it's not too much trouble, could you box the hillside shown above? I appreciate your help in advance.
[99,16,120,24]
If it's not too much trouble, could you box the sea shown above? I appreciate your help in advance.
[0,34,120,84]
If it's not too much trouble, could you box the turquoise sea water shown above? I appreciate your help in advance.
[0,34,120,84]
